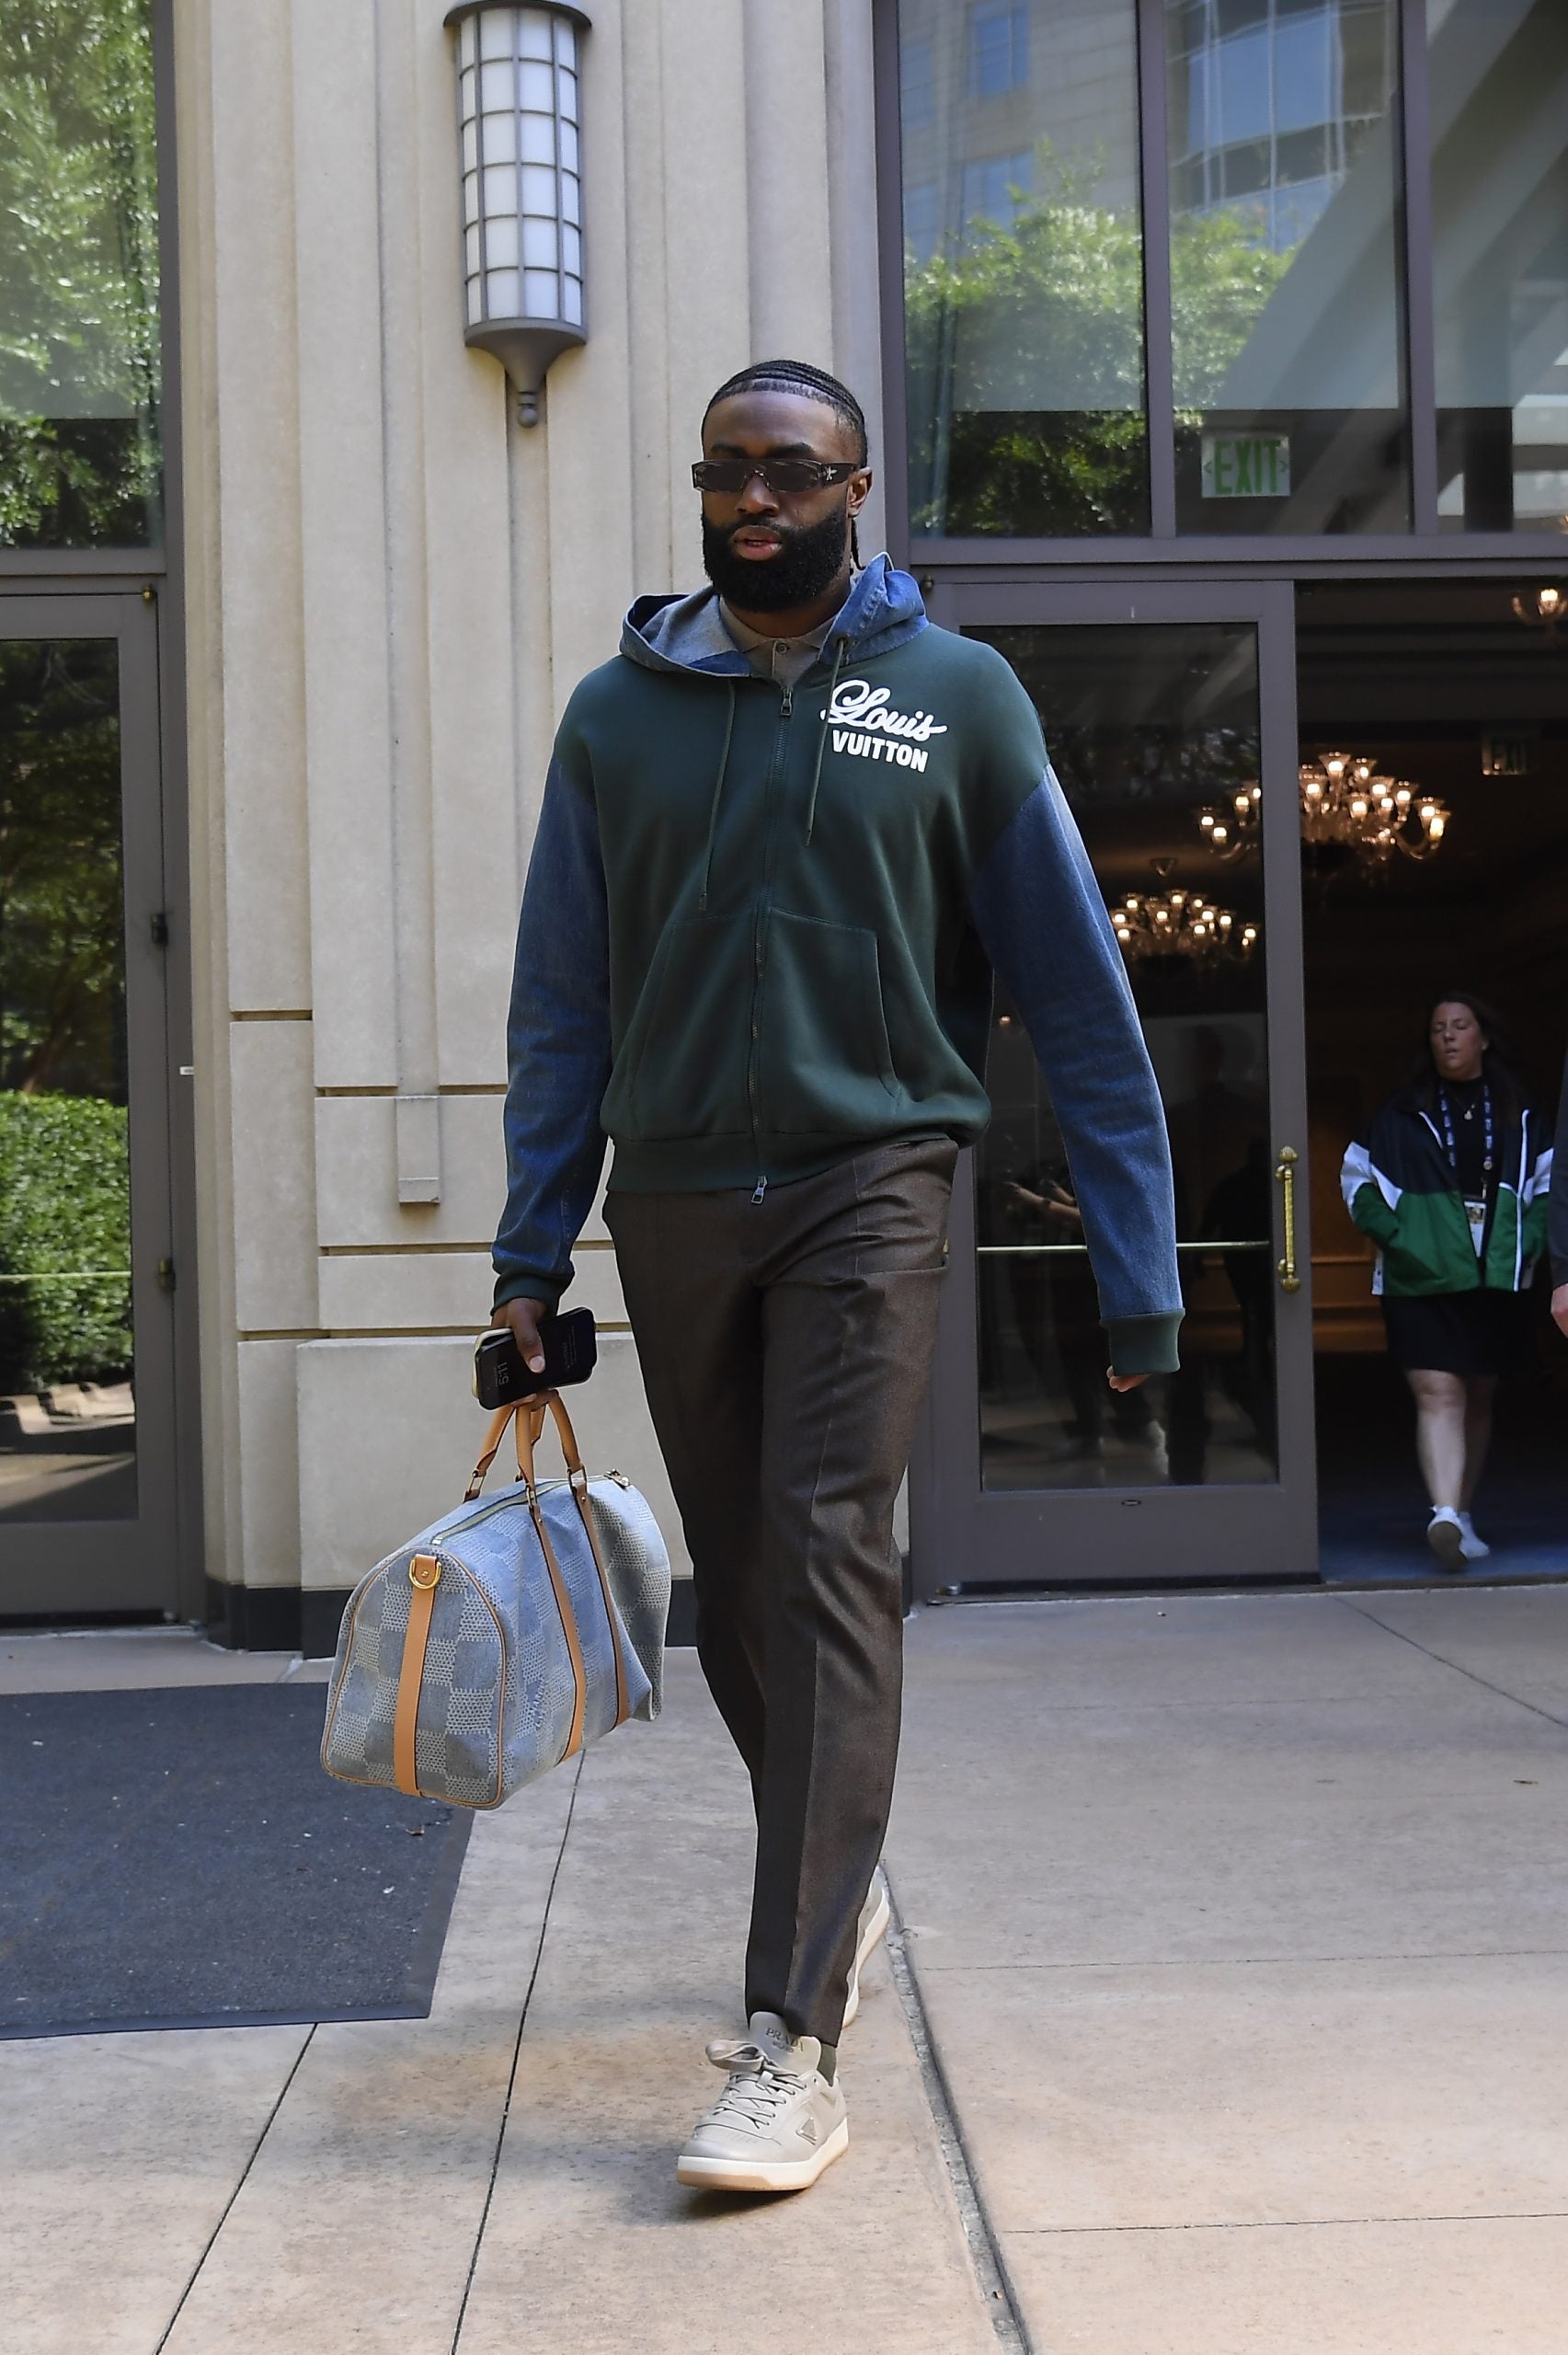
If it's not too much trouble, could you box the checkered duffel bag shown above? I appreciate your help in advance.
[321,1390,669,1808]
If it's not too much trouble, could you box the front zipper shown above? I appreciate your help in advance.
[745,679,796,1183]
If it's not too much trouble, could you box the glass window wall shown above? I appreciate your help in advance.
[899,0,1150,536]
[0,0,162,550]
[970,624,1276,1490]
[0,638,137,1521]
[1164,0,1410,534]
[1429,0,1568,534]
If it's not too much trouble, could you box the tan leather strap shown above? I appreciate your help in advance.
[459,1388,620,1751]
[572,1482,631,1729]
[512,1392,630,1731]
[394,1553,442,1795]
[528,1490,587,1760]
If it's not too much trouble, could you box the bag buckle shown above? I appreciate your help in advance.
[409,1554,442,1591]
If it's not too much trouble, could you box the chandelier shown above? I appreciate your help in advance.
[1511,585,1564,636]
[1111,879,1258,966]
[1198,752,1450,868]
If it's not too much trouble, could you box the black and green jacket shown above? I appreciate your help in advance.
[494,557,1184,1373]
[1341,1087,1551,1296]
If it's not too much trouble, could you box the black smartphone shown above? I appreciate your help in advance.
[474,1306,598,1410]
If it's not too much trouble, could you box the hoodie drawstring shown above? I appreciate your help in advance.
[697,684,737,913]
[804,637,848,848]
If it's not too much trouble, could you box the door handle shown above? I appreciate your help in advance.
[1275,1145,1301,1292]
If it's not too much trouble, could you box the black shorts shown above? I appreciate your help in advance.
[1382,1288,1535,1377]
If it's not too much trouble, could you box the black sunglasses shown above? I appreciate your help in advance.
[692,457,863,496]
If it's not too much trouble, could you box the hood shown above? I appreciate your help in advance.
[619,553,929,680]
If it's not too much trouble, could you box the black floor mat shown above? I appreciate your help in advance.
[0,1682,473,2039]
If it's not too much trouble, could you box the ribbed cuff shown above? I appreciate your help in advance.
[492,1269,568,1315]
[1104,1310,1183,1376]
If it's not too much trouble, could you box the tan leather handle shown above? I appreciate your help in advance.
[511,1389,588,1495]
[459,1388,630,1737]
[464,1400,532,1501]
[464,1388,589,1504]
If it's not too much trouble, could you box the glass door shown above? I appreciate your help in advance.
[0,596,181,1615]
[911,579,1315,1584]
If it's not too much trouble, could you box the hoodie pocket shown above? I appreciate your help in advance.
[758,910,900,1136]
[608,913,755,1143]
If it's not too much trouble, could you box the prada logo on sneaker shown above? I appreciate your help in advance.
[822,681,947,774]
[798,2117,818,2144]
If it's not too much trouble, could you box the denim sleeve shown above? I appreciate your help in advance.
[491,752,612,1312]
[1544,1069,1553,1290]
[969,771,1183,1374]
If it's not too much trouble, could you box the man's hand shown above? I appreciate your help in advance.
[1554,1281,1568,1339]
[491,1294,552,1375]
[1107,1370,1149,1394]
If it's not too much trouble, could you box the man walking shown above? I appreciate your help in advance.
[492,360,1181,2194]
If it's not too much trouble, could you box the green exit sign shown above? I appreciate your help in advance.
[1201,433,1291,498]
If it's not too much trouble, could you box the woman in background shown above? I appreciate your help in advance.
[1342,995,1551,1570]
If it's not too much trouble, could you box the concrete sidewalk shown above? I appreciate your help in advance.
[891,1586,1568,2352]
[4,1586,1567,2351]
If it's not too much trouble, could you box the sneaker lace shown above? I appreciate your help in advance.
[703,2042,809,2131]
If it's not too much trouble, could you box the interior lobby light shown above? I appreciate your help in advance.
[1510,585,1564,632]
[1198,754,1451,871]
[445,2,589,426]
[1111,869,1258,967]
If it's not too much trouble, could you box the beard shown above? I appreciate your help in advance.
[702,501,850,614]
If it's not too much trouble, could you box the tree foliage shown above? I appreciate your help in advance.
[0,0,161,546]
[904,154,1292,536]
[0,1091,132,1388]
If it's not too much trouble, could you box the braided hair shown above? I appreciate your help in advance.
[704,359,870,566]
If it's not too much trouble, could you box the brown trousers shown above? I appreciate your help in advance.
[605,1139,956,2046]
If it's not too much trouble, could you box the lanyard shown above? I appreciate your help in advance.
[1437,1083,1494,1178]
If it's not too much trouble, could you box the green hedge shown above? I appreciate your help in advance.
[0,1092,132,1391]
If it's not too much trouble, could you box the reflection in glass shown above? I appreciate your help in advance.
[1164,0,1409,534]
[971,626,1276,1491]
[0,641,137,1521]
[899,0,1150,536]
[1430,0,1568,534]
[0,0,162,548]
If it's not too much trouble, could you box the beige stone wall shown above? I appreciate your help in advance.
[174,0,885,1617]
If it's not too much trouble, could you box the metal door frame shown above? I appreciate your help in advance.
[909,575,1317,1591]
[0,592,187,1615]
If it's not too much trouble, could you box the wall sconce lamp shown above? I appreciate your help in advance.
[444,3,589,425]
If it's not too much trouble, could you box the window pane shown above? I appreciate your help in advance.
[0,641,137,1522]
[0,0,162,549]
[1430,0,1568,534]
[1165,0,1410,534]
[900,0,1150,538]
[970,625,1276,1492]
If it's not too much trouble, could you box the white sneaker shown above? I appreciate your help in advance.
[1457,1512,1491,1562]
[1426,1508,1466,1571]
[678,2012,848,2193]
[842,1866,891,2028]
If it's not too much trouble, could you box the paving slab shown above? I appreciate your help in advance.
[1345,1585,1568,1725]
[893,1689,1568,1967]
[0,2025,308,2355]
[456,1656,996,2355]
[0,1627,299,1693]
[916,1951,1568,2232]
[999,2214,1568,2355]
[889,1591,1568,2355]
[903,1591,1452,1708]
[158,1768,577,2355]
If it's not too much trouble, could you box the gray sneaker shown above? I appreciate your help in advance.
[678,2011,849,2193]
[842,1865,890,2028]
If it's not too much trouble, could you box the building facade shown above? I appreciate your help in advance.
[1,0,1564,1642]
